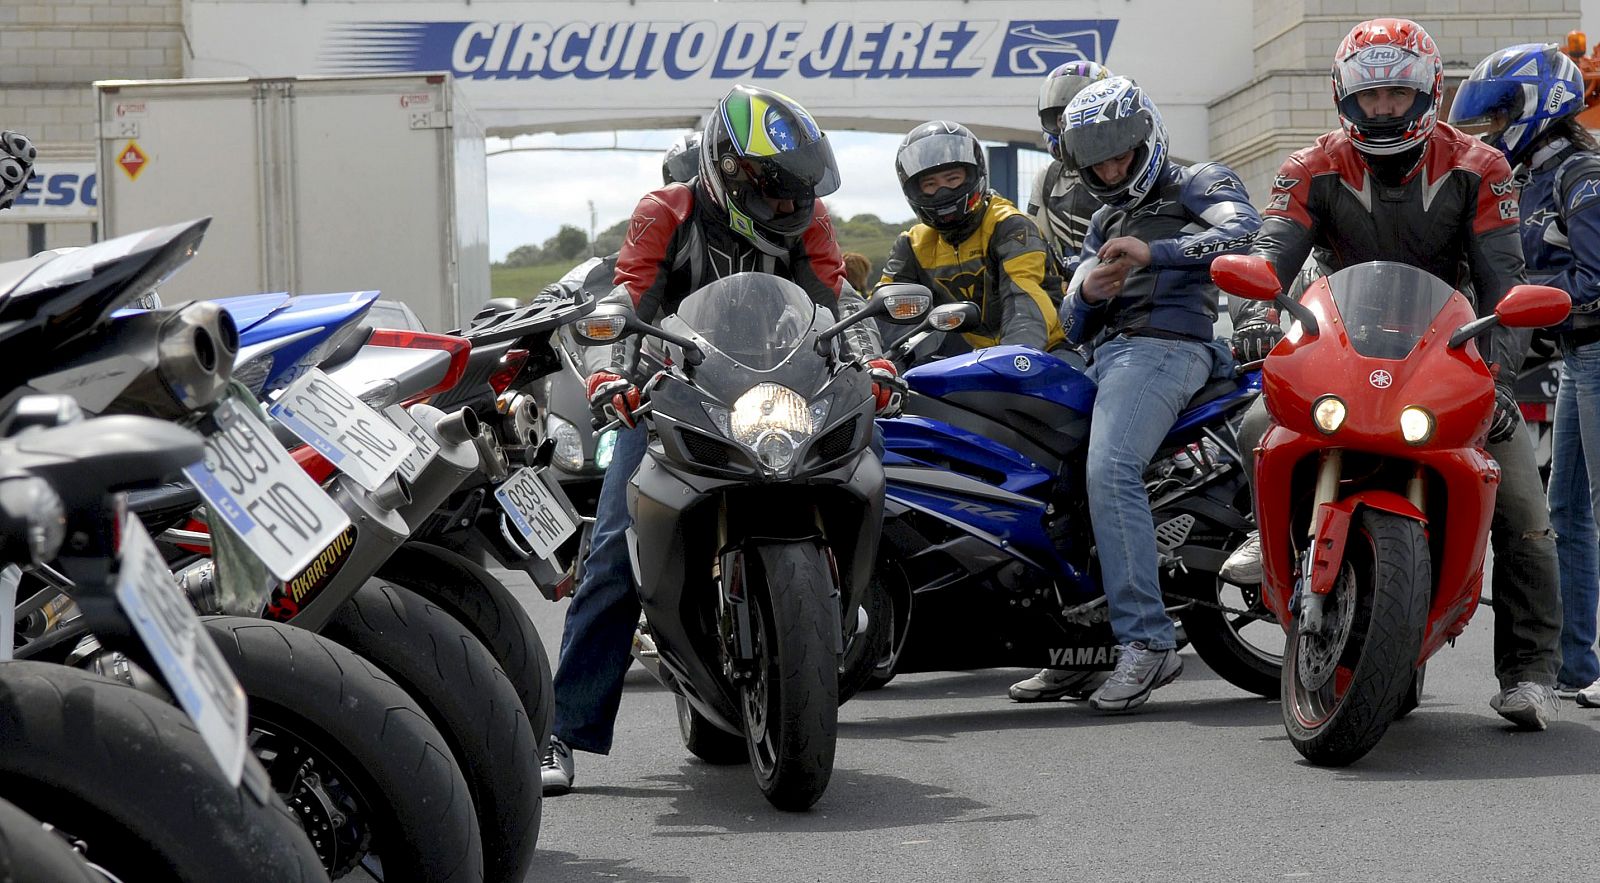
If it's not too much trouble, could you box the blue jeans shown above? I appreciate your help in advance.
[552,422,649,755]
[551,420,886,754]
[1085,335,1214,650]
[1553,339,1600,687]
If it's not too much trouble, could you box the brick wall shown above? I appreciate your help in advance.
[0,0,182,256]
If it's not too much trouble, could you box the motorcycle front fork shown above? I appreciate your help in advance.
[1294,450,1426,636]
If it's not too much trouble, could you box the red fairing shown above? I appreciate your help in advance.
[1252,275,1500,663]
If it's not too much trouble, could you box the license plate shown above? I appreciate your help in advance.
[268,368,418,492]
[385,404,440,484]
[494,467,579,561]
[185,399,351,581]
[115,516,249,787]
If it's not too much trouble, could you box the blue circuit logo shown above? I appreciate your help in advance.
[992,20,1117,77]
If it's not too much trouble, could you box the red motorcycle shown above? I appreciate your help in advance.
[1210,255,1569,766]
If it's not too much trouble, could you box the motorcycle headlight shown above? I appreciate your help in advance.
[702,385,828,471]
[547,415,584,471]
[1399,406,1434,445]
[1312,395,1346,434]
[595,428,618,470]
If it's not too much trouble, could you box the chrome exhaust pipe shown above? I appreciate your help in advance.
[434,407,480,446]
[154,301,239,410]
[370,472,413,510]
[41,302,241,418]
[472,426,511,483]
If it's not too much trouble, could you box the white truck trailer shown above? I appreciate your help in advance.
[95,72,488,331]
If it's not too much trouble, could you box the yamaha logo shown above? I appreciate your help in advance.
[1369,369,1393,388]
[1014,355,1031,372]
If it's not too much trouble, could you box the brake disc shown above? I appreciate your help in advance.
[1296,562,1358,692]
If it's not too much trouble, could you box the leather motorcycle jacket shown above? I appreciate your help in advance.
[1518,137,1600,338]
[1028,160,1101,272]
[584,180,881,376]
[879,193,1066,351]
[1240,124,1531,378]
[1060,160,1261,346]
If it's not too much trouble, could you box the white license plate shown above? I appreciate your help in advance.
[385,404,440,484]
[268,368,419,492]
[494,467,579,561]
[115,516,249,786]
[185,399,352,581]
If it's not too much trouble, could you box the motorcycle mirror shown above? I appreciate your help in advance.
[1210,255,1280,302]
[878,284,934,325]
[928,302,979,333]
[1495,284,1571,329]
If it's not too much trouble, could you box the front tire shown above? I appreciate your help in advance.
[743,543,840,811]
[1282,509,1429,767]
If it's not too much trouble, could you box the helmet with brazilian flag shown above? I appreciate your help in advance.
[699,85,841,257]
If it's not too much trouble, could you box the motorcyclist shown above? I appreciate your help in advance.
[1219,19,1564,730]
[1029,61,1115,274]
[877,121,1066,354]
[1449,43,1600,706]
[543,85,895,795]
[0,131,38,210]
[1044,77,1262,713]
[661,129,701,186]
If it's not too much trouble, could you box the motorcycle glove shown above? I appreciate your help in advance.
[586,370,642,430]
[867,358,906,418]
[1231,320,1284,363]
[1487,383,1521,445]
[0,131,37,211]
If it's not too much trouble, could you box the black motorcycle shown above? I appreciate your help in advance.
[570,274,930,810]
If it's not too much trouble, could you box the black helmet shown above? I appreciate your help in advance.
[698,85,840,257]
[662,130,702,186]
[896,121,989,238]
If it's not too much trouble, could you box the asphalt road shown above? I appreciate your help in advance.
[503,570,1600,883]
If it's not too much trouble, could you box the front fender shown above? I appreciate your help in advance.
[1308,491,1427,597]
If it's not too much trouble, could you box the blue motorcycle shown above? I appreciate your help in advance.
[860,305,1281,696]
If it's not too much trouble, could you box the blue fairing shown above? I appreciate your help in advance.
[220,290,379,394]
[879,416,1055,498]
[903,345,1097,414]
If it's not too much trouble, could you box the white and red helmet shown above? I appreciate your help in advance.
[1332,19,1444,156]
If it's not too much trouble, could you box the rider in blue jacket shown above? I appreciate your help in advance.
[1451,43,1600,705]
[1045,77,1261,712]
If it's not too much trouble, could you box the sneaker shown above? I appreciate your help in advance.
[1008,668,1109,702]
[542,736,574,796]
[1088,643,1183,713]
[1220,531,1262,585]
[1576,679,1600,709]
[1555,681,1588,701]
[1489,682,1558,731]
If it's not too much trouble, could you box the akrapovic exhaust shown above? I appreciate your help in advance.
[370,472,413,510]
[433,406,480,446]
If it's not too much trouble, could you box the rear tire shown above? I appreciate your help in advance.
[202,616,482,882]
[1176,572,1282,698]
[1282,510,1429,766]
[676,695,747,765]
[323,580,541,883]
[743,543,839,811]
[0,662,328,883]
[838,577,892,704]
[377,542,555,751]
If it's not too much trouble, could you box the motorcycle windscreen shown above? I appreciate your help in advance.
[1324,261,1456,360]
[669,273,823,371]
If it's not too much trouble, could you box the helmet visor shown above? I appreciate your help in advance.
[1038,76,1091,134]
[1334,45,1433,100]
[1058,112,1153,171]
[1447,77,1522,141]
[746,135,840,200]
[897,132,981,182]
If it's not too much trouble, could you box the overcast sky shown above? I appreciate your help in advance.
[486,129,1045,261]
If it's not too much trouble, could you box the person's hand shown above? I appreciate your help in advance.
[867,358,906,417]
[0,131,37,210]
[1080,257,1131,303]
[1098,236,1151,268]
[586,370,641,429]
[1231,321,1284,362]
[1487,383,1520,444]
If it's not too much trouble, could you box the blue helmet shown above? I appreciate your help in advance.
[1449,43,1584,165]
[1058,76,1169,210]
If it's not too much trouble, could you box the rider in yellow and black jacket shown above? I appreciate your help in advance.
[878,121,1067,352]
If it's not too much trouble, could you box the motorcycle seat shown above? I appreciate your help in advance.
[1182,377,1242,413]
